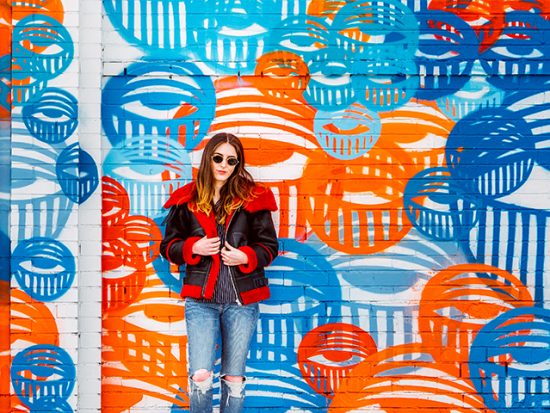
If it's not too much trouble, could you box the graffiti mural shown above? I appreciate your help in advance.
[1,0,100,411]
[100,0,548,411]
[1,1,11,409]
[1,0,548,411]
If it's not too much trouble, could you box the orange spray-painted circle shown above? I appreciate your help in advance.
[298,323,377,398]
[330,343,489,412]
[102,176,130,227]
[9,288,59,347]
[419,263,533,366]
[254,51,310,100]
[303,147,414,254]
[102,213,161,311]
[379,99,454,168]
[102,283,188,411]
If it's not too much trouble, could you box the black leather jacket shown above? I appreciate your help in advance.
[160,182,278,305]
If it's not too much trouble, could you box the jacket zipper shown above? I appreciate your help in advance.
[201,259,212,298]
[228,266,241,305]
[225,212,242,305]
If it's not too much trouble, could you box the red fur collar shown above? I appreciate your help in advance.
[244,185,278,212]
[163,182,278,212]
[163,182,197,208]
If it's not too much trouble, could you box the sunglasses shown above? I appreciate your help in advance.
[212,154,239,166]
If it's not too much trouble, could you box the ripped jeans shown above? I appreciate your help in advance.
[185,298,260,413]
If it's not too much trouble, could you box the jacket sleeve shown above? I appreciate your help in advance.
[160,206,201,266]
[238,210,279,274]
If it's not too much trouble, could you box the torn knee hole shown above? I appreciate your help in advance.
[192,369,212,382]
[222,376,246,398]
[190,370,213,394]
[223,375,244,383]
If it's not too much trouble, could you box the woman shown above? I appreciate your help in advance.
[160,132,278,412]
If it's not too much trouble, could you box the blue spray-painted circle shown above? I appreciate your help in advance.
[23,88,78,144]
[102,61,215,150]
[446,108,535,199]
[11,345,76,407]
[56,143,99,204]
[12,237,76,301]
[469,307,550,412]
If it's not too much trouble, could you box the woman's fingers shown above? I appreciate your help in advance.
[221,244,247,266]
[207,237,220,254]
[195,236,220,255]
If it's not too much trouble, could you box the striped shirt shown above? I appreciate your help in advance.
[211,220,238,303]
[198,202,238,304]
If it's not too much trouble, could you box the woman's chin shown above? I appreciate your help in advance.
[214,175,229,183]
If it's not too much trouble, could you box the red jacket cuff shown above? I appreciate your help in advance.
[238,246,258,274]
[183,236,202,265]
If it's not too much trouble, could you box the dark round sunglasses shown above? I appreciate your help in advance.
[212,154,239,166]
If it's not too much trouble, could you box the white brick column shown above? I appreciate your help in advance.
[77,0,103,411]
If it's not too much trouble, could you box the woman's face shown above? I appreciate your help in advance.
[210,142,239,186]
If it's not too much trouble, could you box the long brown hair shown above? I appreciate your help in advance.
[193,133,256,223]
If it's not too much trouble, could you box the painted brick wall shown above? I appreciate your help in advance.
[2,0,84,411]
[1,0,549,412]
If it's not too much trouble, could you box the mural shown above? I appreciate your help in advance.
[99,0,549,411]
[1,0,548,411]
[0,1,11,409]
[2,0,97,411]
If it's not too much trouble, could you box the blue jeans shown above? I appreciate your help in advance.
[185,298,259,413]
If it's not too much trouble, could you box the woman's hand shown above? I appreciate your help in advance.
[192,236,221,256]
[221,242,248,266]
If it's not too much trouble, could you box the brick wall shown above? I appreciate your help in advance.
[1,0,549,412]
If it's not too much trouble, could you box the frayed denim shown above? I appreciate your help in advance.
[185,298,259,413]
